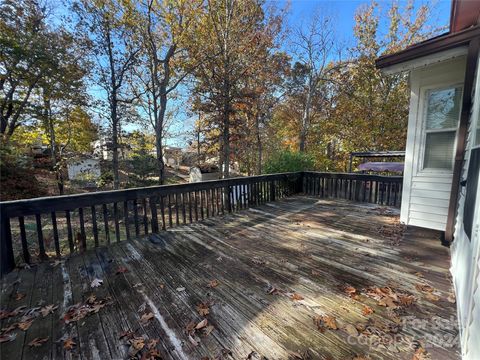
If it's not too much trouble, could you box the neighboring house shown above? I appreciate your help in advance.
[163,146,183,168]
[67,157,101,181]
[376,1,480,358]
[92,138,112,161]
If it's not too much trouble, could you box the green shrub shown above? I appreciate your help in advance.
[264,150,314,174]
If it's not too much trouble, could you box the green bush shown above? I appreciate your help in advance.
[264,150,314,174]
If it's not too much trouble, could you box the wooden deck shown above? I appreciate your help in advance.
[0,196,459,360]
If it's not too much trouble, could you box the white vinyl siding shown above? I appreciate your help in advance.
[400,55,467,231]
[451,53,480,360]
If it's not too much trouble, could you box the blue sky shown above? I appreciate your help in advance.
[164,0,452,147]
[103,0,451,147]
[280,0,451,43]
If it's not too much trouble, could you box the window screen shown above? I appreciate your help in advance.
[423,86,462,170]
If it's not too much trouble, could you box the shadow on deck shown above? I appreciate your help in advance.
[0,196,459,360]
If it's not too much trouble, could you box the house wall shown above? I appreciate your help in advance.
[451,53,480,360]
[401,56,467,231]
[67,159,101,181]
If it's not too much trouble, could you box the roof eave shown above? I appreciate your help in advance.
[375,26,480,70]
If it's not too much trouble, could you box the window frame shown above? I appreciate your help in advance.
[417,83,464,174]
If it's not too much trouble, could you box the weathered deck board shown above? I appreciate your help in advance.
[1,196,459,359]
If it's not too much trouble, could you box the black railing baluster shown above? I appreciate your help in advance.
[35,213,47,259]
[79,208,87,251]
[66,210,75,253]
[102,204,110,244]
[91,206,99,247]
[51,212,60,257]
[123,201,130,241]
[159,196,166,230]
[19,216,30,263]
[142,199,148,234]
[133,200,140,237]
[150,196,159,233]
[113,203,120,242]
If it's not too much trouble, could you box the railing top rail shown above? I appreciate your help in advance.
[0,171,403,218]
[303,171,403,181]
[0,172,300,218]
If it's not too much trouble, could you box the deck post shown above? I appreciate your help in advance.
[0,211,15,276]
[225,185,232,213]
[270,180,276,201]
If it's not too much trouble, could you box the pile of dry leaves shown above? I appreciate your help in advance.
[63,295,113,324]
[0,303,59,344]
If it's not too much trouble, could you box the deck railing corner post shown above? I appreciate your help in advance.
[0,210,15,276]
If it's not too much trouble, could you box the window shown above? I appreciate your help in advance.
[423,86,463,170]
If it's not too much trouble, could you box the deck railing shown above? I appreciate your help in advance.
[0,171,402,276]
[303,172,403,207]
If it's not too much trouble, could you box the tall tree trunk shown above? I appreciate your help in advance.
[106,28,120,190]
[43,93,64,195]
[222,70,231,178]
[111,100,120,189]
[255,113,262,175]
[223,101,230,178]
[299,84,313,152]
[156,93,167,184]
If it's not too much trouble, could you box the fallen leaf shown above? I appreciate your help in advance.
[86,294,97,305]
[362,305,373,316]
[207,279,219,288]
[415,283,434,293]
[143,348,162,359]
[196,303,210,317]
[40,304,58,317]
[266,284,280,295]
[18,319,34,331]
[397,294,415,306]
[188,334,199,346]
[130,337,145,350]
[291,293,304,301]
[14,293,26,301]
[323,315,338,330]
[146,338,159,349]
[119,331,135,340]
[195,319,208,330]
[345,324,359,336]
[424,293,440,302]
[63,337,76,350]
[1,323,17,334]
[138,302,147,313]
[0,333,16,343]
[28,337,49,347]
[128,337,145,357]
[0,310,11,320]
[116,266,129,274]
[344,286,357,297]
[185,321,196,333]
[378,296,397,309]
[447,293,456,303]
[140,312,154,324]
[412,347,430,360]
[203,325,214,336]
[91,278,103,288]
